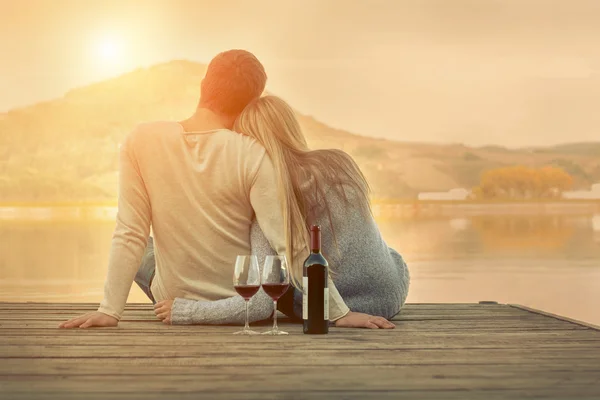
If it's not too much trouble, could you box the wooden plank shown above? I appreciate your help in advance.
[3,390,600,400]
[1,367,599,393]
[1,332,598,347]
[3,344,600,361]
[1,339,599,354]
[510,304,600,331]
[1,351,599,370]
[2,331,598,350]
[2,357,599,375]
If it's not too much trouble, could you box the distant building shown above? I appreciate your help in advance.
[562,183,600,200]
[592,215,600,232]
[418,188,471,201]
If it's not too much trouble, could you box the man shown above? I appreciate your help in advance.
[59,50,392,329]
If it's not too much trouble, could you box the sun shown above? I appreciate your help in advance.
[89,31,133,78]
[94,34,124,66]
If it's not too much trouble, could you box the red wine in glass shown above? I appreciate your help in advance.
[262,283,289,301]
[261,255,290,335]
[235,285,261,300]
[233,255,261,335]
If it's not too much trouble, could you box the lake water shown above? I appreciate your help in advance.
[1,213,599,325]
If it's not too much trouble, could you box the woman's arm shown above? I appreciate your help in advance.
[170,290,273,325]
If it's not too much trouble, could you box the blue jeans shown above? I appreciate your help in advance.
[134,237,156,304]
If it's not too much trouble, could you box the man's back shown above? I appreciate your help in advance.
[98,121,284,318]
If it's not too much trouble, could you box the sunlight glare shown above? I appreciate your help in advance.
[95,34,123,66]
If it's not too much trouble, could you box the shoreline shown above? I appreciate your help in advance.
[1,200,599,222]
[0,199,599,207]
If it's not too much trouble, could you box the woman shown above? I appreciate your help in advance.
[154,96,410,326]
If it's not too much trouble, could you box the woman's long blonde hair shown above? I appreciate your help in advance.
[233,96,371,287]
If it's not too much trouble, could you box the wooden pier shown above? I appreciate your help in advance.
[0,302,599,399]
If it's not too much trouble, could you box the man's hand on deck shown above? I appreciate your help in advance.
[154,300,173,324]
[334,311,395,329]
[59,312,118,329]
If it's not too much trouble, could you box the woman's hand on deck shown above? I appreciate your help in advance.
[334,311,395,329]
[59,312,118,329]
[154,300,174,324]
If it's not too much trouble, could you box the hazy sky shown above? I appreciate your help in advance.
[1,0,599,146]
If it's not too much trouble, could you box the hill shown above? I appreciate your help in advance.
[0,61,599,202]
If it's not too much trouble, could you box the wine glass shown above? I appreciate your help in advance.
[233,255,261,335]
[261,255,290,335]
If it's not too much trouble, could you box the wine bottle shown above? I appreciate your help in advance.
[303,225,329,334]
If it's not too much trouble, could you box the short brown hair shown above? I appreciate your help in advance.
[199,50,267,117]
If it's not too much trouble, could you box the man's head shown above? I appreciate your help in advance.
[199,50,267,120]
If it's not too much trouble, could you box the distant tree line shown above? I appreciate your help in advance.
[472,166,573,200]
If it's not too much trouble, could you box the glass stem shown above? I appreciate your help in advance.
[273,300,278,331]
[244,300,250,331]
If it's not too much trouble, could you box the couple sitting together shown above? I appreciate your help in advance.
[60,50,410,330]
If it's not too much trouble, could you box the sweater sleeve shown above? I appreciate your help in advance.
[170,289,273,325]
[97,129,152,320]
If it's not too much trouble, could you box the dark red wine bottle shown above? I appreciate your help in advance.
[303,225,329,334]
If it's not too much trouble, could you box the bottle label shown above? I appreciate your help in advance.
[324,287,329,320]
[302,276,308,320]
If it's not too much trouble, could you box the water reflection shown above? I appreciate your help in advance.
[1,214,599,324]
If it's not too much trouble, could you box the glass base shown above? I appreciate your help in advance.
[233,329,261,335]
[261,329,289,335]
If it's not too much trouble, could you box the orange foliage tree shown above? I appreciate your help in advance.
[473,166,573,199]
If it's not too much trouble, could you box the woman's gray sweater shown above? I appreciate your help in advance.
[171,186,410,324]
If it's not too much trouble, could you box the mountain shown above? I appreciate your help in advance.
[0,60,599,202]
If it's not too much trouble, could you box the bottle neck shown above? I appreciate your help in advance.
[310,228,321,254]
